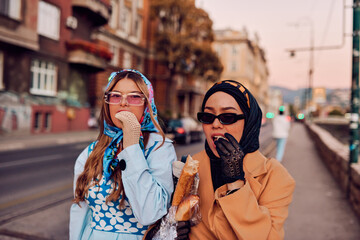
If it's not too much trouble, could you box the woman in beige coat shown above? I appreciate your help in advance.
[181,80,295,240]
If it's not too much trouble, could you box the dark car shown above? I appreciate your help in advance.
[166,117,203,144]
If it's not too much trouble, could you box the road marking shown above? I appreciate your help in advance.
[0,182,72,210]
[71,143,89,150]
[0,143,25,151]
[0,154,64,168]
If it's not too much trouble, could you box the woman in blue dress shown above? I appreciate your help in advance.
[69,69,176,240]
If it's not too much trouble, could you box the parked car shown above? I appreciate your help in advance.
[166,117,203,144]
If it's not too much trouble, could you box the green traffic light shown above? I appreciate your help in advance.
[266,112,274,119]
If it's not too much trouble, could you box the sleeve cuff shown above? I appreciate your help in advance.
[214,180,245,199]
[117,144,149,176]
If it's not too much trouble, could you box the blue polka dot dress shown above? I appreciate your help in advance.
[84,175,148,235]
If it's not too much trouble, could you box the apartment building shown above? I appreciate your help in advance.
[0,0,111,134]
[0,0,219,134]
[213,28,269,113]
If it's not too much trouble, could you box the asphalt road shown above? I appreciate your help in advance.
[0,142,91,225]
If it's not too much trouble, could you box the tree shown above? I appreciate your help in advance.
[150,0,223,116]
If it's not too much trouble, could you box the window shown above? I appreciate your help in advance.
[137,0,144,9]
[109,0,118,29]
[232,46,237,55]
[0,51,4,90]
[231,61,237,72]
[37,1,60,40]
[135,55,143,72]
[134,15,142,39]
[214,45,221,57]
[0,0,21,20]
[30,59,58,96]
[34,112,42,131]
[110,45,119,66]
[44,112,52,131]
[119,7,131,34]
[123,51,132,69]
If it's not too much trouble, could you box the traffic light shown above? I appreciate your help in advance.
[266,112,274,119]
[297,113,304,120]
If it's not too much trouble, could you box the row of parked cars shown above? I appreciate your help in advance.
[164,117,203,144]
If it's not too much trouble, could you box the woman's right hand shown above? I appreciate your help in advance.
[176,221,191,240]
[115,111,141,149]
[215,133,245,182]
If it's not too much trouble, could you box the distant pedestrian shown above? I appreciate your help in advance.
[162,80,295,239]
[272,108,291,162]
[69,69,176,240]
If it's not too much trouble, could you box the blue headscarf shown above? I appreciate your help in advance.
[102,69,159,180]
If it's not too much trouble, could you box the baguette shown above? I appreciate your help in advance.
[175,194,200,221]
[172,155,199,206]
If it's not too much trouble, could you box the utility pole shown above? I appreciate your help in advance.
[350,0,360,164]
[308,23,314,121]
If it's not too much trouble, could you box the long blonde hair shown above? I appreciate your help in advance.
[74,71,165,208]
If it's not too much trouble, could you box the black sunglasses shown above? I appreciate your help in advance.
[197,112,245,125]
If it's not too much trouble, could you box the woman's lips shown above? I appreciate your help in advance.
[116,110,128,113]
[211,134,226,148]
[213,135,226,141]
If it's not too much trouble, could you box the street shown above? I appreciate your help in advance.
[0,143,89,225]
[0,123,359,239]
[0,124,275,239]
[0,122,275,224]
[0,132,213,240]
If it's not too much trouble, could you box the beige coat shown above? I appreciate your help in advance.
[189,150,295,240]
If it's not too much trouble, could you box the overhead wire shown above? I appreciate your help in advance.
[315,0,336,67]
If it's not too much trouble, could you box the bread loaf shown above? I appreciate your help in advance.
[175,194,200,221]
[172,155,199,206]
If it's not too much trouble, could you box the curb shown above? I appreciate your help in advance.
[0,131,98,153]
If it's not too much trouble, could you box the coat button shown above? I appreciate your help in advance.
[119,159,126,171]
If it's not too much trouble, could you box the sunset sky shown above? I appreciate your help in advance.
[197,0,353,90]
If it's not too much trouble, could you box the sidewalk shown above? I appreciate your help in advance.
[269,122,360,239]
[0,130,98,152]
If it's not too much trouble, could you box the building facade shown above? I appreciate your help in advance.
[92,0,217,121]
[90,0,151,115]
[213,28,269,114]
[0,0,219,134]
[0,0,111,134]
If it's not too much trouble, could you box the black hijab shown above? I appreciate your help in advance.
[201,80,263,190]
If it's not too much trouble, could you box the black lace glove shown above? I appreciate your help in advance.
[176,221,190,240]
[215,133,245,182]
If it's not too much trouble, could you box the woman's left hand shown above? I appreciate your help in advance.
[176,221,191,240]
[115,111,141,148]
[215,133,245,182]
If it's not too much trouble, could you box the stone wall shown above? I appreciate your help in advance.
[305,123,360,220]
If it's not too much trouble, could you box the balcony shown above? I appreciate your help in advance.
[66,40,112,71]
[72,0,111,26]
[0,1,39,51]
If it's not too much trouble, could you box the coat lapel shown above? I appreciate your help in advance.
[243,150,268,199]
[193,150,215,228]
[243,150,268,177]
[193,150,269,226]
